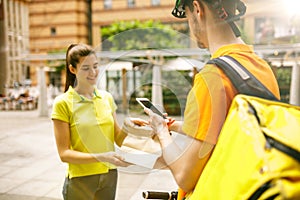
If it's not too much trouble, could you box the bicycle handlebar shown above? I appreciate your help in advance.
[142,191,178,200]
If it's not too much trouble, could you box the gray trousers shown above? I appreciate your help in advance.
[62,169,118,200]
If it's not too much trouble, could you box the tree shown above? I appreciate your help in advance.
[101,20,192,115]
[101,20,187,51]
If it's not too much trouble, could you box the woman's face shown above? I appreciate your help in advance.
[75,54,99,87]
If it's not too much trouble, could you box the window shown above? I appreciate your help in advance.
[0,1,4,20]
[50,27,56,36]
[104,0,112,9]
[128,0,135,8]
[151,0,160,6]
[254,17,294,45]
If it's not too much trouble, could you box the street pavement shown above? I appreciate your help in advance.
[0,109,179,200]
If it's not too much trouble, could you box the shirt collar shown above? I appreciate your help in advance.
[93,88,103,99]
[67,86,102,102]
[211,44,254,59]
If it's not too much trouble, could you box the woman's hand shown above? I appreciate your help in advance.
[130,117,149,126]
[93,152,131,167]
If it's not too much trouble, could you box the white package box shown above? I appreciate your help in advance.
[115,146,161,169]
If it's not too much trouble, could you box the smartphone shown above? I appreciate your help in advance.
[136,98,166,119]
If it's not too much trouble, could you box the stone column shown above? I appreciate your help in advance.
[0,0,8,96]
[122,68,128,113]
[152,65,163,108]
[37,67,48,117]
[290,62,300,106]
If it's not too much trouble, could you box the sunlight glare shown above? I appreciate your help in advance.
[284,0,300,16]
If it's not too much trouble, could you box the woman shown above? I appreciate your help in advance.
[51,44,144,200]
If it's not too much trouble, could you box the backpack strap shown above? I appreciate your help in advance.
[208,56,300,164]
[207,55,279,101]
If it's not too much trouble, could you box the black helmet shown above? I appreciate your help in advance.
[171,0,247,37]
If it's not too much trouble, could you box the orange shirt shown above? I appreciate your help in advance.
[182,44,280,145]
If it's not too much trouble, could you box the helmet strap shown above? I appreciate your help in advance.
[211,0,246,37]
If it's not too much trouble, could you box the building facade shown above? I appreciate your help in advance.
[2,0,299,101]
[0,0,30,96]
[28,0,185,90]
[29,0,180,53]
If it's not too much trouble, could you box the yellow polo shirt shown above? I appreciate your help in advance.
[51,86,117,178]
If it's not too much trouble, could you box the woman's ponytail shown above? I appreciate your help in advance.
[64,44,95,92]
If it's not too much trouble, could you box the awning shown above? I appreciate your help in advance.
[163,57,205,71]
[101,61,133,71]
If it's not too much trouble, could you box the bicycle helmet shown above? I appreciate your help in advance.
[171,0,246,37]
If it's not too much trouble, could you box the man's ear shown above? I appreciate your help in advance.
[68,64,77,75]
[193,0,204,17]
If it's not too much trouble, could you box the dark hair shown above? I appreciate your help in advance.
[184,0,245,37]
[185,0,240,18]
[185,0,210,12]
[64,44,96,92]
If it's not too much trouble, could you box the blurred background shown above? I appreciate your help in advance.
[0,0,300,115]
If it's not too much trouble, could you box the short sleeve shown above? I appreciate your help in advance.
[107,93,117,113]
[182,66,232,144]
[51,95,71,123]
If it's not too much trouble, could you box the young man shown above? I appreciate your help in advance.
[146,0,280,198]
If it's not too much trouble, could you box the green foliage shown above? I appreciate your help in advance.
[276,67,292,103]
[54,63,65,73]
[135,68,192,115]
[162,70,192,115]
[276,67,292,87]
[240,28,251,44]
[102,20,191,115]
[47,49,66,73]
[101,20,185,50]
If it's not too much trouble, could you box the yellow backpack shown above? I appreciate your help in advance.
[188,56,300,200]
